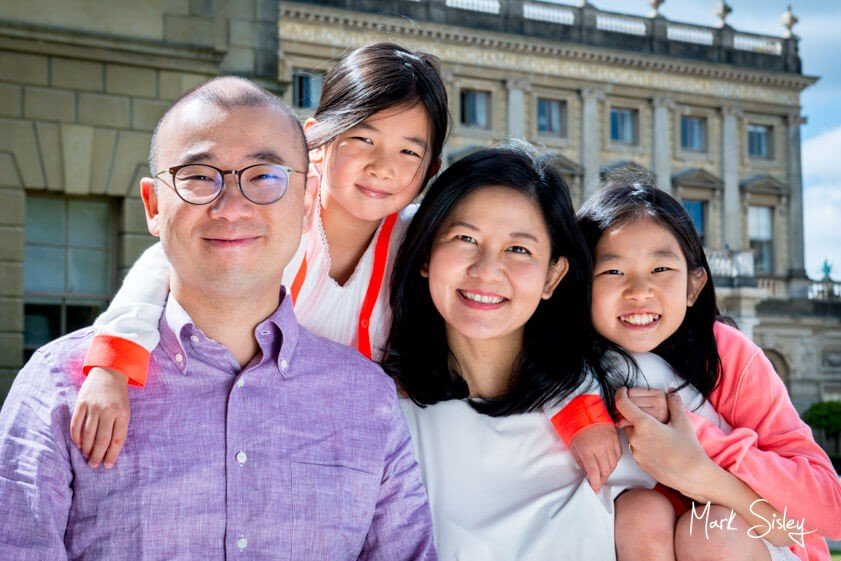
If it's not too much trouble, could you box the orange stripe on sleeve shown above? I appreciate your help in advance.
[83,334,151,387]
[550,394,614,446]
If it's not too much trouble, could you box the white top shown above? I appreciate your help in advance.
[283,203,415,361]
[400,353,730,561]
[94,204,415,362]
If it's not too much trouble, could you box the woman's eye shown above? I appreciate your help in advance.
[351,136,373,145]
[507,246,531,255]
[401,149,422,158]
[455,234,476,244]
[652,266,671,273]
[598,269,622,276]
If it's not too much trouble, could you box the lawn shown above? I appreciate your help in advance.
[832,552,841,561]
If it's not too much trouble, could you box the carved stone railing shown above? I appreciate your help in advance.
[291,0,803,74]
[708,249,755,281]
[809,280,841,301]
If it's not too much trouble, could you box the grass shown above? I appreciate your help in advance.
[832,552,841,561]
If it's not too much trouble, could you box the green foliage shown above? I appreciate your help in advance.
[803,401,841,440]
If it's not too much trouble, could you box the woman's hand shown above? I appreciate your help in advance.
[70,367,131,469]
[614,387,713,503]
[568,423,622,493]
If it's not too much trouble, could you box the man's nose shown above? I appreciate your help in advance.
[208,174,254,220]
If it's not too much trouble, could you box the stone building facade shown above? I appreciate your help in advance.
[0,0,838,415]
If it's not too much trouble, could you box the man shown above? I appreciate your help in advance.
[0,77,437,560]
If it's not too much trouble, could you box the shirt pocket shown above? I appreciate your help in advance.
[289,461,380,560]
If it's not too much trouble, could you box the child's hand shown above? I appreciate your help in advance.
[70,367,131,469]
[615,387,713,501]
[615,388,670,428]
[568,423,622,493]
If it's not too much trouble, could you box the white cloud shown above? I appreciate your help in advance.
[803,126,841,184]
[803,125,841,279]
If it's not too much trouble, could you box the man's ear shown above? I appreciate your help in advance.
[304,118,322,164]
[140,178,162,238]
[687,267,708,307]
[542,257,569,299]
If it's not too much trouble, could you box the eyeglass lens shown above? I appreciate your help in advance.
[173,164,289,204]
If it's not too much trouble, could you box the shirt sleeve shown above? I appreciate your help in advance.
[544,375,613,447]
[83,241,170,386]
[358,392,437,561]
[696,329,841,539]
[0,349,74,560]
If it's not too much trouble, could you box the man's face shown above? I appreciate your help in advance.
[141,100,307,302]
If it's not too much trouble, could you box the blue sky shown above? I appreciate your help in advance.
[574,0,841,280]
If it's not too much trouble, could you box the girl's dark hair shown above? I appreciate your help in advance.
[383,142,627,416]
[577,175,721,399]
[306,42,449,183]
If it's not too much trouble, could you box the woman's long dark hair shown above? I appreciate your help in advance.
[306,42,449,185]
[577,178,721,398]
[382,143,629,416]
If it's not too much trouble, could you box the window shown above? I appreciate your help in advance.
[748,124,773,159]
[23,195,114,360]
[682,199,706,246]
[610,108,637,144]
[292,68,323,109]
[748,205,773,275]
[537,98,566,137]
[460,89,490,129]
[681,116,707,152]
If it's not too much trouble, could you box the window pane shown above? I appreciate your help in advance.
[748,124,770,158]
[461,90,490,129]
[66,303,103,334]
[538,98,564,135]
[681,117,706,151]
[749,206,773,241]
[24,245,65,293]
[24,303,61,349]
[68,248,109,295]
[751,240,773,274]
[68,200,110,248]
[682,199,705,244]
[611,108,635,143]
[25,196,66,245]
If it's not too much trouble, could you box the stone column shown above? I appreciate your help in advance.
[580,87,605,197]
[721,106,742,251]
[506,79,530,139]
[652,96,674,193]
[786,113,807,278]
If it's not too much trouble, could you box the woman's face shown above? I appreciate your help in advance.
[423,186,568,345]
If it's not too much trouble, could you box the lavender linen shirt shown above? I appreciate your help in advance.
[0,290,436,561]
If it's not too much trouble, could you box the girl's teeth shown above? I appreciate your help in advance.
[622,314,659,325]
[461,291,504,304]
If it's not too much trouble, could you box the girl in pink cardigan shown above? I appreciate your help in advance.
[552,179,841,561]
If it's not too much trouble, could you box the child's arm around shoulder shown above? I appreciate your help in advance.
[71,241,171,469]
[686,321,841,538]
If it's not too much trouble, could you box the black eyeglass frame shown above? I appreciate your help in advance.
[154,162,306,206]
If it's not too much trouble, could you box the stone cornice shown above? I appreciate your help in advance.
[0,20,224,73]
[280,4,817,92]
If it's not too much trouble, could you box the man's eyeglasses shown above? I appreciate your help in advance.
[155,163,305,205]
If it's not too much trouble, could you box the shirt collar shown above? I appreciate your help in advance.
[157,287,301,378]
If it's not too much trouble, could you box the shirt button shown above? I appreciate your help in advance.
[237,535,248,550]
[360,319,369,329]
[280,359,289,372]
[260,329,270,335]
[190,335,199,344]
[236,451,248,466]
[174,353,184,363]
[236,379,245,388]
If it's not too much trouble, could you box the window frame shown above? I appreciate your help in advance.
[747,123,774,160]
[291,68,324,110]
[680,115,708,153]
[536,97,567,138]
[459,89,492,130]
[23,193,118,360]
[609,107,639,145]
